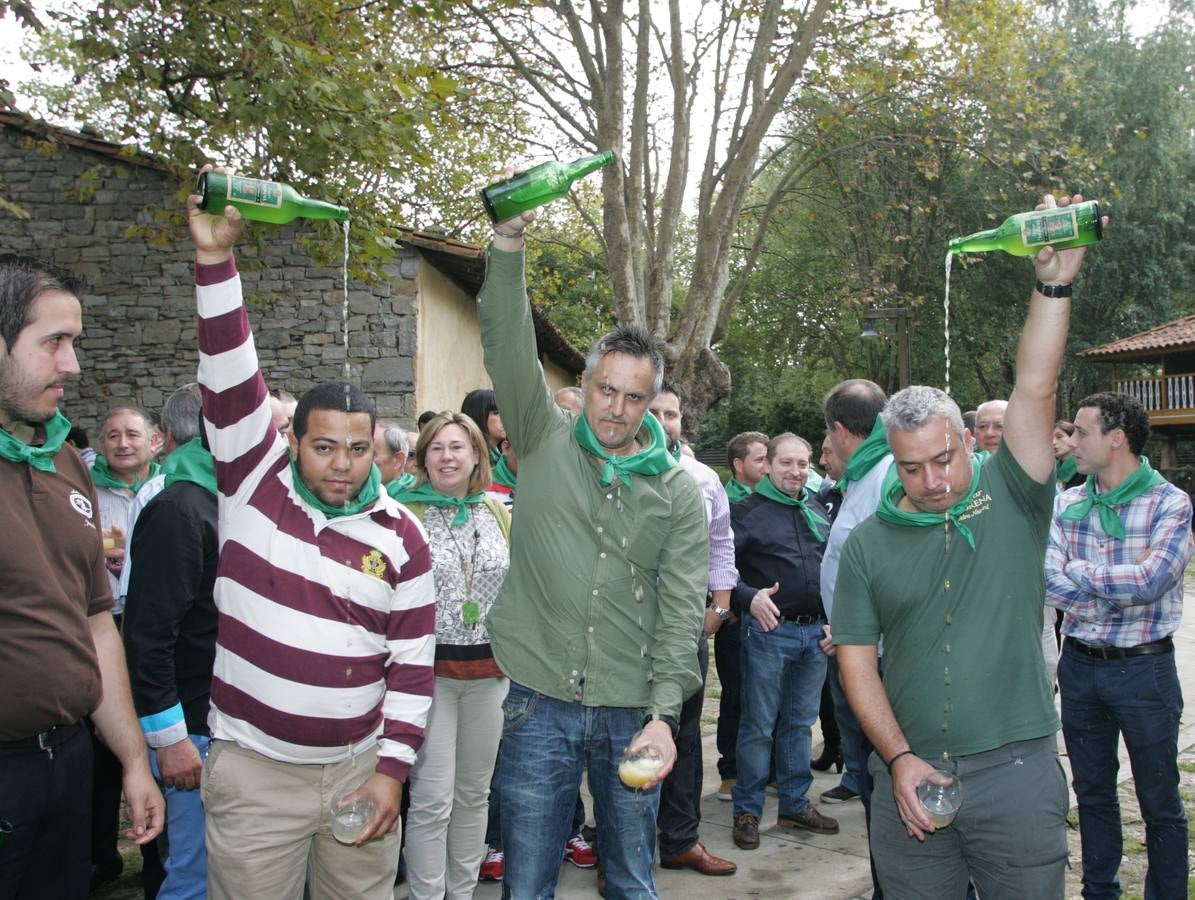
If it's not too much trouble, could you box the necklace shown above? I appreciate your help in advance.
[437,506,482,626]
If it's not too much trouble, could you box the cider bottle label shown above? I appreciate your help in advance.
[229,176,283,208]
[1021,208,1078,246]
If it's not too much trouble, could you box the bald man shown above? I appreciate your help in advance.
[974,400,1007,454]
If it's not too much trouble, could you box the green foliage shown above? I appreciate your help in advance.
[23,0,520,277]
[708,2,1195,444]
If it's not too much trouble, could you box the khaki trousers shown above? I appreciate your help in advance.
[202,739,400,900]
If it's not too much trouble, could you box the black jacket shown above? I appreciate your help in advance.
[730,490,827,619]
[123,481,219,736]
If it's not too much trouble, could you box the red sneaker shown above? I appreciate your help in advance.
[479,847,504,882]
[563,834,598,868]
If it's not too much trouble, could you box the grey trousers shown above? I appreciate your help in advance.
[868,735,1068,900]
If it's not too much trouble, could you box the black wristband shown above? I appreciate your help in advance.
[1035,280,1073,298]
[885,749,917,772]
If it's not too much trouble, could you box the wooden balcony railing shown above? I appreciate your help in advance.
[1115,372,1195,414]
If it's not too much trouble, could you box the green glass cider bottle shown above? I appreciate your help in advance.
[949,200,1102,256]
[481,151,615,224]
[197,172,348,224]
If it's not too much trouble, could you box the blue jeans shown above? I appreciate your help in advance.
[148,735,210,900]
[496,682,657,899]
[1059,643,1187,900]
[732,619,827,819]
[827,655,865,795]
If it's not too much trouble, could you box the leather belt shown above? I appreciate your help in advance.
[780,613,823,626]
[1064,635,1173,660]
[0,721,84,753]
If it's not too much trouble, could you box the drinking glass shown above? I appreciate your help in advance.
[330,787,375,844]
[917,758,963,828]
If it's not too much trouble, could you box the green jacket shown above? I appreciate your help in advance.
[477,248,707,718]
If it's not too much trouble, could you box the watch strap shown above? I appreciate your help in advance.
[1035,280,1073,298]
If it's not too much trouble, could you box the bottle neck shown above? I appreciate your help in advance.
[296,196,350,222]
[567,151,615,182]
[949,228,1000,253]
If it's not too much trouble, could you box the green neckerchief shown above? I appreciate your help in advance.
[492,453,517,489]
[875,455,983,550]
[835,416,890,496]
[387,471,416,493]
[489,446,502,466]
[1056,454,1078,485]
[1059,456,1167,540]
[389,480,485,526]
[754,474,830,542]
[669,441,682,461]
[725,477,753,503]
[91,454,162,494]
[572,411,674,489]
[162,439,217,495]
[288,459,381,519]
[0,411,71,473]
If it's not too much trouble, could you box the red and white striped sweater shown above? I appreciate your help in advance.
[196,258,435,781]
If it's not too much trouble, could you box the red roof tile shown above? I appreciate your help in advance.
[1078,314,1195,360]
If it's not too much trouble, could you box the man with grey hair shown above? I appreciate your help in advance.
[478,206,707,898]
[123,382,218,898]
[832,194,1107,900]
[373,421,412,488]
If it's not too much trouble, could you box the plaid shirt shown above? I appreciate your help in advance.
[1045,480,1193,647]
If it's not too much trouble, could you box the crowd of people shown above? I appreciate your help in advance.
[0,183,1187,900]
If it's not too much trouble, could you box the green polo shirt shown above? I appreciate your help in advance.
[832,445,1059,757]
[477,248,707,718]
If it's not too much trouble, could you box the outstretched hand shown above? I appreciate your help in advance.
[187,163,244,264]
[1032,193,1109,285]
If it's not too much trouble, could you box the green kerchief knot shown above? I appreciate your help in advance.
[492,453,517,489]
[754,474,830,542]
[669,441,682,462]
[725,477,753,503]
[1055,455,1078,485]
[836,416,890,495]
[1059,456,1166,540]
[389,480,485,526]
[162,439,217,495]
[289,459,381,518]
[389,471,416,491]
[0,411,71,473]
[875,455,983,550]
[573,411,674,489]
[91,453,162,493]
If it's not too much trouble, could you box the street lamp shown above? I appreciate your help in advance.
[860,307,911,389]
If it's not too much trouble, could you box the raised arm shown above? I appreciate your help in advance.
[187,171,280,499]
[1003,193,1110,482]
[476,203,563,458]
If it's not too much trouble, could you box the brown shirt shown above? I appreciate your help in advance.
[0,445,113,739]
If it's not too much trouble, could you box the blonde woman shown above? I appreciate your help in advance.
[390,412,510,899]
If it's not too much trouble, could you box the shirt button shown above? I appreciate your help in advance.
[606,493,613,500]
[597,526,604,533]
[600,552,607,559]
[944,580,951,590]
[588,627,594,633]
[572,670,579,676]
[592,589,599,596]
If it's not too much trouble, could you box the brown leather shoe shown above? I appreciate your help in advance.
[660,841,737,875]
[777,803,840,835]
[596,865,606,898]
[732,812,760,850]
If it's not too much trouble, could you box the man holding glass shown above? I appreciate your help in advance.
[833,194,1108,900]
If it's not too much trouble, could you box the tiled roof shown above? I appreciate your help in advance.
[1078,314,1195,360]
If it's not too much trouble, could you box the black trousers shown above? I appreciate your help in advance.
[656,633,708,858]
[713,619,741,780]
[0,724,93,900]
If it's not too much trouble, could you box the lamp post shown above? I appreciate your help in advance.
[860,307,911,389]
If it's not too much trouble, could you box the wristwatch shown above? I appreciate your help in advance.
[712,605,732,622]
[643,712,679,737]
[1035,280,1073,298]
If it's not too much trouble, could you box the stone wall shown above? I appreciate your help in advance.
[0,121,417,439]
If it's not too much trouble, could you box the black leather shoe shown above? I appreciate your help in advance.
[811,743,843,773]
